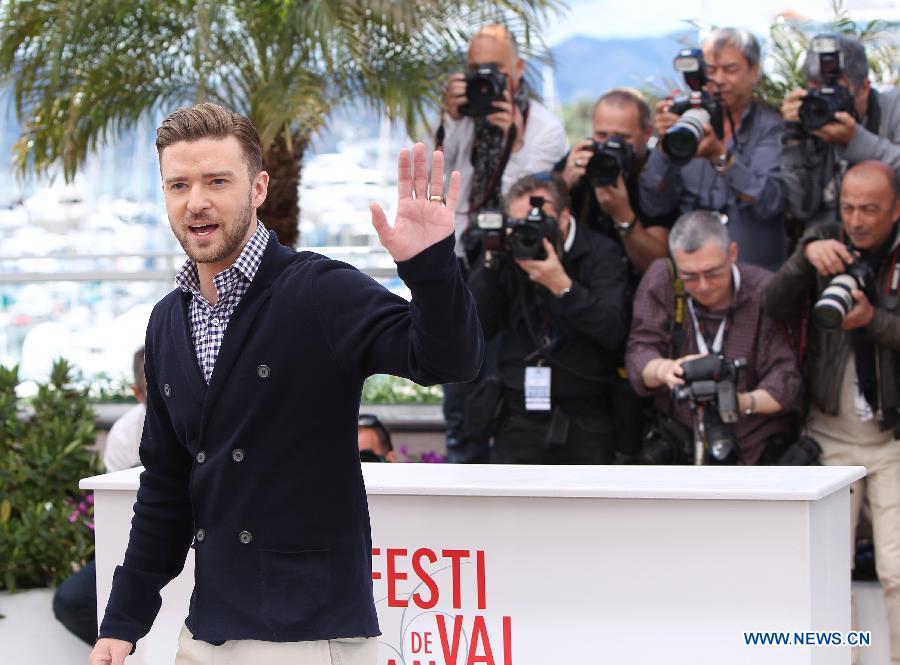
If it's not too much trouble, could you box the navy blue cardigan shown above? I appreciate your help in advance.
[97,233,483,648]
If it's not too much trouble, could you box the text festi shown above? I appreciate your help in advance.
[372,547,513,665]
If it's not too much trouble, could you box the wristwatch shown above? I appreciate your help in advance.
[712,150,734,174]
[555,285,573,299]
[742,392,757,417]
[614,217,637,237]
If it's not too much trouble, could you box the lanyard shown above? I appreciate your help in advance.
[686,265,740,355]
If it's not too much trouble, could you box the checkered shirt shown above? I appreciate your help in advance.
[175,222,270,384]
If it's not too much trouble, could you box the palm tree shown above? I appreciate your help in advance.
[0,0,561,246]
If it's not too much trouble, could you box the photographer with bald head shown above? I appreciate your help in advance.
[766,161,900,663]
[437,24,566,464]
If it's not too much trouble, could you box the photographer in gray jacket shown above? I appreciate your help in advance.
[781,33,900,231]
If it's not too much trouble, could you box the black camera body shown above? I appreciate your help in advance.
[641,354,746,465]
[586,136,635,187]
[460,64,507,117]
[476,196,560,261]
[799,34,856,131]
[662,48,725,165]
[813,257,875,329]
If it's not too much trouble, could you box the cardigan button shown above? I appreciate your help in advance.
[257,365,270,379]
[196,451,207,464]
[238,530,253,545]
[164,383,172,397]
[231,449,245,463]
[195,529,206,543]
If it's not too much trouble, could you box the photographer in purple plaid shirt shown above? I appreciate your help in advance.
[626,210,802,465]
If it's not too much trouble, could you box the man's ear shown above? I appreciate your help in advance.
[252,170,270,209]
[514,57,525,86]
[729,241,739,264]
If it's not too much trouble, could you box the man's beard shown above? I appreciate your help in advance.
[173,195,254,265]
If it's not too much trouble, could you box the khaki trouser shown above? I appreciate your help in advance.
[175,624,378,665]
[808,357,900,664]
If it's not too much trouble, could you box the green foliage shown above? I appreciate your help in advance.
[561,98,593,147]
[362,374,443,405]
[0,359,100,591]
[0,0,563,181]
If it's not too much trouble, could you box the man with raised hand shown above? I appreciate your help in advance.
[89,103,482,665]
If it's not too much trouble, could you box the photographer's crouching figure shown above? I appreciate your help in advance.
[626,211,802,465]
[467,173,630,464]
[765,160,900,664]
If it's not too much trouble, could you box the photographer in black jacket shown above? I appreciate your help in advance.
[556,88,677,278]
[468,173,630,464]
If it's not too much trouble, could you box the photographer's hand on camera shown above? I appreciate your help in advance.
[642,354,704,391]
[443,72,468,120]
[804,239,856,276]
[654,99,679,136]
[812,111,857,146]
[781,88,806,124]
[560,139,594,189]
[488,88,525,152]
[695,124,730,166]
[594,174,635,224]
[514,239,573,295]
[841,289,875,330]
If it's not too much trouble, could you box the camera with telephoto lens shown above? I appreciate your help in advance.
[798,34,856,132]
[476,196,560,261]
[813,258,874,329]
[460,63,507,117]
[662,48,725,165]
[586,135,635,187]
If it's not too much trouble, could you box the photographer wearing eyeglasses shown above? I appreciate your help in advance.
[640,28,787,273]
[626,211,801,465]
[781,33,900,234]
[467,173,629,464]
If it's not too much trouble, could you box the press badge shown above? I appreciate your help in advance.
[525,366,552,411]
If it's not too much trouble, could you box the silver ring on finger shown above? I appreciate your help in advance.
[575,158,586,167]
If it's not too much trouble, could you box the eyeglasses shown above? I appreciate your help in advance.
[678,261,731,283]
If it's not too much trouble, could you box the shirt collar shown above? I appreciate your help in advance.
[175,220,270,298]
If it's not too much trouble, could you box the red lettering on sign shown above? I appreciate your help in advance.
[476,550,487,610]
[411,548,439,609]
[441,549,470,610]
[466,616,496,665]
[503,616,512,665]
[436,614,464,664]
[371,548,381,581]
[386,548,408,607]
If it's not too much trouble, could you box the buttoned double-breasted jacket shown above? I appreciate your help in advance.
[98,233,483,648]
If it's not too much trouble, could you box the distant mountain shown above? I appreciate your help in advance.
[549,31,699,104]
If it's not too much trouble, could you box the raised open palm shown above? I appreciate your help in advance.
[370,143,461,262]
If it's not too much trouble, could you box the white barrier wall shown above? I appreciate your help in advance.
[82,464,865,665]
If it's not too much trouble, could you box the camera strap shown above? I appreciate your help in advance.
[666,258,687,356]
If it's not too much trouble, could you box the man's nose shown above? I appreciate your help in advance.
[186,187,210,214]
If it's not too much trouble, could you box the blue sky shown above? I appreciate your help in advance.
[543,0,900,45]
